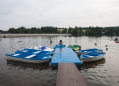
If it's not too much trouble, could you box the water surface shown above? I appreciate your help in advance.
[0,36,119,86]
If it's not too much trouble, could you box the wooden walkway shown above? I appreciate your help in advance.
[56,63,88,86]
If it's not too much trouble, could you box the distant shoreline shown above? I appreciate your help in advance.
[0,34,71,38]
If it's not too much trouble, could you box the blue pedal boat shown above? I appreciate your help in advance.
[80,52,106,62]
[6,50,51,63]
[76,48,103,55]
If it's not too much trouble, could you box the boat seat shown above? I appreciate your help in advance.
[88,56,94,57]
[22,50,28,52]
[33,51,41,53]
[42,57,48,59]
[84,55,89,56]
[12,54,20,56]
[25,55,36,58]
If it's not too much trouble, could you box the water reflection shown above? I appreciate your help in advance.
[7,60,50,70]
[78,59,106,70]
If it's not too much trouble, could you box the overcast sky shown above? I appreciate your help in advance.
[0,0,119,30]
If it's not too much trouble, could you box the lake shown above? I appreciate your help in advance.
[0,36,119,86]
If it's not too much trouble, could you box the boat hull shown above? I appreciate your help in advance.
[76,52,88,55]
[80,54,106,62]
[7,57,50,64]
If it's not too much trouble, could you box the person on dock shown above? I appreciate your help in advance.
[50,37,52,44]
[59,40,63,54]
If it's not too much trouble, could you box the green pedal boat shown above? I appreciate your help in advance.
[67,45,79,51]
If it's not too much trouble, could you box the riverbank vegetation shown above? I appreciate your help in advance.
[0,26,119,36]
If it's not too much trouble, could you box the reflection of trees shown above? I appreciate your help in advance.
[7,60,50,70]
[78,59,106,70]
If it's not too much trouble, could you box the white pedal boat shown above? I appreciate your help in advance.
[30,45,54,52]
[80,52,106,62]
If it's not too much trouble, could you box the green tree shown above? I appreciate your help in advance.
[30,27,39,33]
[0,30,2,33]
[72,26,78,36]
[8,28,15,33]
[62,28,67,33]
[114,28,119,36]
[68,27,72,33]
[78,27,83,36]
[105,27,114,36]
[85,26,102,36]
[58,30,60,33]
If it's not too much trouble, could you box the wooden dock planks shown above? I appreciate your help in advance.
[56,63,88,86]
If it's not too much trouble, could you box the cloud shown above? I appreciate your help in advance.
[0,0,119,30]
[1,9,12,15]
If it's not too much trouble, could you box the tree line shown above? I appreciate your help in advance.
[0,26,119,36]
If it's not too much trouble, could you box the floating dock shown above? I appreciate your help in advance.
[51,48,82,66]
[56,63,88,86]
